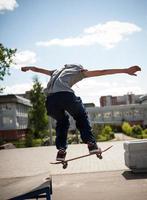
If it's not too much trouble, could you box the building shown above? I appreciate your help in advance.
[0,95,31,141]
[16,91,32,100]
[84,103,95,108]
[92,93,147,127]
[86,102,147,127]
[100,94,141,107]
[139,94,147,104]
[1,92,147,142]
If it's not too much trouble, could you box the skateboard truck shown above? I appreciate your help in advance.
[62,161,68,169]
[96,152,103,159]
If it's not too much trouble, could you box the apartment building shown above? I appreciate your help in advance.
[0,95,31,141]
[87,95,147,127]
[100,94,141,107]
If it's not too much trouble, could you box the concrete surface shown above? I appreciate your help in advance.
[0,141,127,178]
[1,170,147,200]
[114,133,135,141]
[0,140,147,200]
[52,170,147,200]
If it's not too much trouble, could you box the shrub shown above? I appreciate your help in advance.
[102,125,112,135]
[143,129,147,135]
[142,129,147,138]
[92,124,103,140]
[25,130,34,147]
[42,135,56,146]
[102,125,114,140]
[33,138,42,146]
[131,125,142,137]
[93,124,114,141]
[122,122,132,135]
[68,134,82,144]
[0,138,5,146]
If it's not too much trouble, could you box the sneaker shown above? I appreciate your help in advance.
[56,149,67,161]
[87,142,101,154]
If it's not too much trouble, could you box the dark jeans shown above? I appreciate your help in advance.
[46,92,96,150]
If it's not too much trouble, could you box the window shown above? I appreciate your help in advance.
[104,112,111,119]
[0,104,12,111]
[3,117,13,125]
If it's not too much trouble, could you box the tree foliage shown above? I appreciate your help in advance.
[0,43,17,92]
[29,76,49,138]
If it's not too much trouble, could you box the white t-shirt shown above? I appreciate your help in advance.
[45,64,86,94]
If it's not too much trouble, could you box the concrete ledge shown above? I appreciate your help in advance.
[0,143,16,150]
[124,140,147,172]
[124,139,147,151]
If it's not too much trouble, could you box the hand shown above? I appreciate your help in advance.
[21,66,30,72]
[21,66,36,72]
[126,65,141,76]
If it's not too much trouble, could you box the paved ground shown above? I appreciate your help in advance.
[53,171,147,200]
[114,133,134,141]
[0,141,127,177]
[1,170,147,200]
[0,140,147,200]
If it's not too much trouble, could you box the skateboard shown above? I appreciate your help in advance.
[50,145,113,169]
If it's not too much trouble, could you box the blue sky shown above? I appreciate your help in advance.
[0,0,147,105]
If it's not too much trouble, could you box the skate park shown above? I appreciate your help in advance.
[1,0,147,199]
[0,139,147,200]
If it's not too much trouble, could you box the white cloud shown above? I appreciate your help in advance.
[4,83,33,94]
[36,21,141,49]
[0,0,18,12]
[4,81,47,95]
[13,50,37,69]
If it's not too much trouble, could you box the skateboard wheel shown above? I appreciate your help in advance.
[96,154,103,159]
[63,162,68,169]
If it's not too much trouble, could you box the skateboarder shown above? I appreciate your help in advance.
[21,64,141,161]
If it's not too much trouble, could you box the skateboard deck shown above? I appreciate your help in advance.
[50,145,113,169]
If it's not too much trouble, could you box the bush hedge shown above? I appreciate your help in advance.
[122,122,147,139]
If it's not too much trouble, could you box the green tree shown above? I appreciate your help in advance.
[29,76,49,139]
[0,43,17,92]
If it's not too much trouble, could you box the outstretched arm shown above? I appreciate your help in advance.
[83,65,141,78]
[21,66,55,76]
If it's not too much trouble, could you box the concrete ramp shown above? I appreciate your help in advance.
[0,172,52,200]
